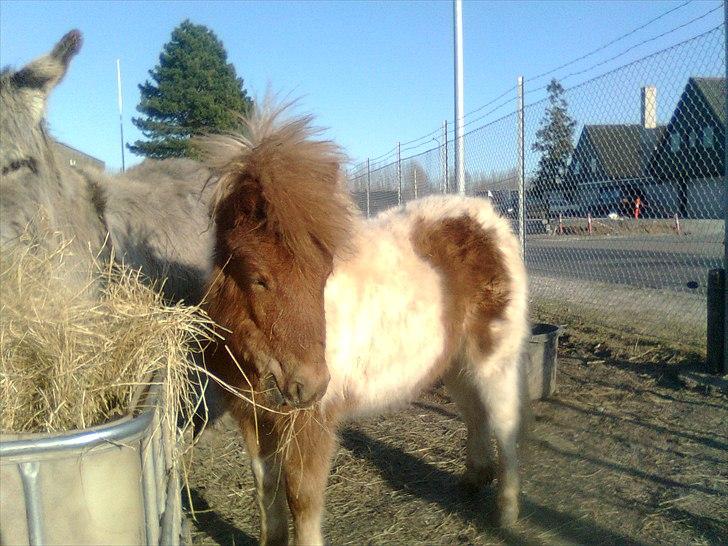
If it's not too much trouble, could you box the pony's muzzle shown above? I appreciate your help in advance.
[284,366,330,407]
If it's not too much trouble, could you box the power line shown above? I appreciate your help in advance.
[523,4,723,98]
[357,1,721,169]
[367,146,397,164]
[398,125,445,148]
[462,85,517,123]
[461,0,698,126]
[525,0,695,84]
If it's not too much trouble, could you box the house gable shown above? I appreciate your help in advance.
[567,124,664,185]
[649,77,725,181]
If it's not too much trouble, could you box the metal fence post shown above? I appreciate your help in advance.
[397,141,402,206]
[707,268,726,374]
[366,158,371,219]
[444,120,449,194]
[517,76,526,258]
[454,0,465,195]
[723,0,728,374]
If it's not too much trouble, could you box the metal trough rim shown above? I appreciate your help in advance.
[0,409,154,459]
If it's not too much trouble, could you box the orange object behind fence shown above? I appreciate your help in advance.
[634,196,642,219]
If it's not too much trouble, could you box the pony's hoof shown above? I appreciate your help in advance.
[460,464,496,492]
[497,501,519,528]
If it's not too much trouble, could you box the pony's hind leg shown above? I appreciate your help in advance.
[444,369,498,491]
[453,348,521,528]
[474,358,521,527]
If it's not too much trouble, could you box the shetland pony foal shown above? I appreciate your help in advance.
[203,111,528,545]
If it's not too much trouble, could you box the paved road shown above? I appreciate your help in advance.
[525,234,724,294]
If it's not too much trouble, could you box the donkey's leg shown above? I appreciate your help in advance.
[444,369,497,490]
[474,360,521,527]
[240,417,289,546]
[282,411,337,546]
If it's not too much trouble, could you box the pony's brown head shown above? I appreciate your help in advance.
[203,105,352,407]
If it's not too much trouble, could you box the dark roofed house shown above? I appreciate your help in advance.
[565,86,666,217]
[648,77,725,218]
[53,141,105,173]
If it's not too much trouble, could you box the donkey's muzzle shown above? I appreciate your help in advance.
[284,367,330,407]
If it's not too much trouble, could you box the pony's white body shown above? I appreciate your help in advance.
[324,195,528,419]
[244,194,531,545]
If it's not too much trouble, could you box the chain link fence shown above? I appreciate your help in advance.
[347,24,726,353]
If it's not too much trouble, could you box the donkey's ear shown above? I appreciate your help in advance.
[11,30,82,122]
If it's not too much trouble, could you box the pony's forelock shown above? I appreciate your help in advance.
[201,102,353,263]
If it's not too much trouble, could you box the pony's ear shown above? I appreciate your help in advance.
[11,30,82,124]
[213,171,267,232]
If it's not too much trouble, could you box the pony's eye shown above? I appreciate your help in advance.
[251,276,269,290]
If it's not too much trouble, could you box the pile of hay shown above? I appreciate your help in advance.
[0,234,214,434]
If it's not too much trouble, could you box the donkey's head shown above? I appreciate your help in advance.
[204,106,352,407]
[0,30,82,243]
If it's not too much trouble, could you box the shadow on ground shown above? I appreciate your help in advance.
[185,488,255,546]
[341,427,649,546]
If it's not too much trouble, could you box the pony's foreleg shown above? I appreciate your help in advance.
[475,361,521,527]
[444,369,497,490]
[240,416,289,546]
[282,410,336,546]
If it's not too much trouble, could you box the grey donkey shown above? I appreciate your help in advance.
[1,30,215,304]
[1,31,228,433]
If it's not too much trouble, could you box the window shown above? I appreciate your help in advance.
[689,130,698,148]
[590,157,598,173]
[670,133,681,152]
[702,126,715,149]
[69,159,76,167]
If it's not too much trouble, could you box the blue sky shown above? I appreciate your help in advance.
[1,0,724,172]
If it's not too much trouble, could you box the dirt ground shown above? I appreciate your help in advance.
[185,334,728,546]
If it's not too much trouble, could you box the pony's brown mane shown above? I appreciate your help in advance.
[201,103,353,264]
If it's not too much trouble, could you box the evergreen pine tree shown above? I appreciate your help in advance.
[531,79,576,209]
[129,20,253,159]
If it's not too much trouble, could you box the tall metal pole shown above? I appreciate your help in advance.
[116,59,126,173]
[444,120,449,193]
[517,76,526,258]
[397,141,402,206]
[366,158,371,219]
[723,0,727,373]
[454,0,465,195]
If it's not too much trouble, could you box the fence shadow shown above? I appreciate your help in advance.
[545,397,728,452]
[340,427,649,546]
[184,487,256,546]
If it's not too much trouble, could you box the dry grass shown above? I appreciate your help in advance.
[188,352,728,546]
[0,231,215,435]
[531,299,705,363]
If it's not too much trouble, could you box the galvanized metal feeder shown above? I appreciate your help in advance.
[0,386,183,545]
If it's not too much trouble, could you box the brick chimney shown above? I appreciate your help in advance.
[641,85,657,129]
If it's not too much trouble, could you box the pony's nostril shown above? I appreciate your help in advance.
[288,381,305,405]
